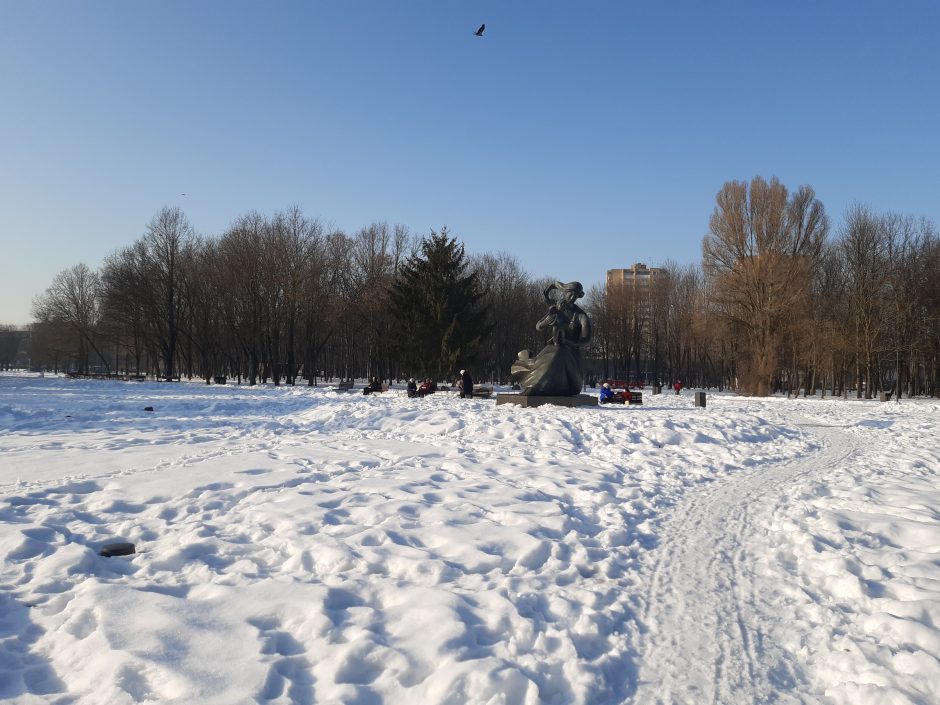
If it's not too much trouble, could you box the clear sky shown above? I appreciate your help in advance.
[1,1,938,325]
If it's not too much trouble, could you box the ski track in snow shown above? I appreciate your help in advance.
[634,423,858,705]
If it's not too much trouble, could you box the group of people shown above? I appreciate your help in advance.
[408,370,473,399]
[599,378,684,404]
[362,377,384,395]
[599,383,632,404]
[406,378,435,398]
[372,370,680,402]
[405,369,474,399]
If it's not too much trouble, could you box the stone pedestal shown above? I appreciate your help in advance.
[495,393,596,408]
[694,391,707,408]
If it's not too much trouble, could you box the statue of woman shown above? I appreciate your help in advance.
[511,281,592,395]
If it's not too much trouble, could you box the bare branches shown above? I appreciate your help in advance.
[702,176,828,394]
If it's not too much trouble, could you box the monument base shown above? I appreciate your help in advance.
[495,393,597,408]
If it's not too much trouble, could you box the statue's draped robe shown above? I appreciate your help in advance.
[511,310,589,396]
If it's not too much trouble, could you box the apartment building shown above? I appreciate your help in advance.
[606,263,665,299]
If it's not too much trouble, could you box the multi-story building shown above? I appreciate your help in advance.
[603,263,667,384]
[606,263,665,302]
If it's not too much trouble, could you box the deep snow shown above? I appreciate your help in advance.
[1,375,938,704]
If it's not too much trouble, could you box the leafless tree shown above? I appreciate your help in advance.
[0,325,27,370]
[100,246,150,375]
[837,205,888,397]
[32,263,110,374]
[703,177,828,395]
[134,207,197,380]
[472,252,544,383]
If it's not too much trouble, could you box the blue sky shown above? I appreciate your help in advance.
[1,1,938,324]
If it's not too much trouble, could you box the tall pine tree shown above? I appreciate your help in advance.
[390,229,491,380]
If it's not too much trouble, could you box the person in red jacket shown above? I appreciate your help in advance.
[673,379,683,395]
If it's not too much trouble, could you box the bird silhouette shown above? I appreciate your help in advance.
[474,23,485,37]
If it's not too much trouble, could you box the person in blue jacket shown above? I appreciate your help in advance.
[599,382,616,403]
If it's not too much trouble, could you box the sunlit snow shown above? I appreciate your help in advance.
[1,374,938,705]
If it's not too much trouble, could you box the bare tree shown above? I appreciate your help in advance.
[703,177,828,395]
[472,252,542,383]
[838,205,888,397]
[32,263,110,374]
[100,246,150,375]
[217,213,266,384]
[133,207,197,380]
[0,325,27,370]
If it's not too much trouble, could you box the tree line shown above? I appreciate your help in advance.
[23,177,940,397]
[27,207,551,386]
[590,177,940,398]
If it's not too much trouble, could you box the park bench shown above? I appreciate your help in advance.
[362,383,389,395]
[600,390,643,405]
[471,385,493,399]
[337,381,354,391]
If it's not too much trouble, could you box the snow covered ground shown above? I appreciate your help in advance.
[1,374,938,705]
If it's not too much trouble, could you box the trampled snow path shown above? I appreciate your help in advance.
[634,423,858,705]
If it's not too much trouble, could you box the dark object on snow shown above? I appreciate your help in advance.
[460,369,473,398]
[99,542,136,557]
[214,376,227,385]
[694,391,706,408]
[362,378,383,395]
[879,391,892,402]
[510,281,592,396]
[471,384,493,398]
[474,23,485,36]
[143,406,154,412]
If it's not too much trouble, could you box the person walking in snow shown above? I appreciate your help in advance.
[460,369,473,399]
[674,379,683,395]
[407,378,418,398]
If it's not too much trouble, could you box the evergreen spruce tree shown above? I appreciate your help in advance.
[390,229,491,380]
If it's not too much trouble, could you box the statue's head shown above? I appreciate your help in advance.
[545,281,584,305]
[563,281,584,300]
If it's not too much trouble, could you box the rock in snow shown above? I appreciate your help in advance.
[98,542,136,557]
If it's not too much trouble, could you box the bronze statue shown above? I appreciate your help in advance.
[511,281,592,395]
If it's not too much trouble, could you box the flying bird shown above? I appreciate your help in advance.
[474,23,485,37]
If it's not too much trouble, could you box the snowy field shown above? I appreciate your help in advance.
[1,374,939,705]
